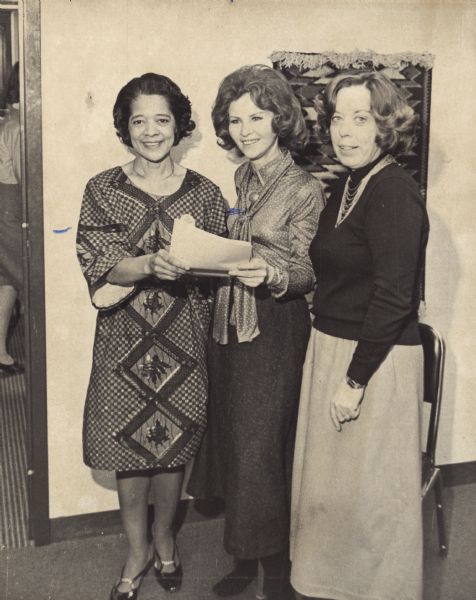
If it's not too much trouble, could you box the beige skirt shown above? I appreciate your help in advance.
[290,329,423,600]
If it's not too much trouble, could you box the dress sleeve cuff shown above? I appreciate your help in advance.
[91,281,136,310]
[267,266,289,298]
[346,363,372,387]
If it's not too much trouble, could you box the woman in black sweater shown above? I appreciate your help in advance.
[290,71,429,600]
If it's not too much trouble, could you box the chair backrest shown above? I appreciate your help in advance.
[419,323,445,464]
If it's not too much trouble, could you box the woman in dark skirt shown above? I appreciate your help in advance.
[188,65,325,599]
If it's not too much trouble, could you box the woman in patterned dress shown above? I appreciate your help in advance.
[76,73,226,600]
[188,65,325,600]
[290,71,429,600]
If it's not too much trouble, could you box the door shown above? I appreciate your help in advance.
[19,0,49,545]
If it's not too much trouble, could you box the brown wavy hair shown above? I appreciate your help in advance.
[212,64,308,154]
[113,73,195,147]
[315,70,418,155]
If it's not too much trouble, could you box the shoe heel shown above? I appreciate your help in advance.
[154,544,183,593]
[110,557,153,600]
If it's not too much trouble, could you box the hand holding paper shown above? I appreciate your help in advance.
[229,256,269,287]
[148,249,189,281]
[169,215,252,277]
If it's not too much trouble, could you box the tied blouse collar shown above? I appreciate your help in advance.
[213,149,295,345]
[252,150,289,186]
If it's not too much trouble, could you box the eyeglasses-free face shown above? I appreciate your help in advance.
[228,93,280,168]
[330,85,381,170]
[128,94,176,163]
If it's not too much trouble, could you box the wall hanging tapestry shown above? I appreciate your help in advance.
[270,50,434,201]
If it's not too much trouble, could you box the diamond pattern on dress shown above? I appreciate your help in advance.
[118,330,196,399]
[127,288,176,329]
[78,166,227,470]
[116,400,200,466]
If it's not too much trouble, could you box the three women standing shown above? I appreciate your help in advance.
[77,73,227,599]
[189,65,325,599]
[78,64,426,600]
[291,71,429,600]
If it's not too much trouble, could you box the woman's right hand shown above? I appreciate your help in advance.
[146,250,189,280]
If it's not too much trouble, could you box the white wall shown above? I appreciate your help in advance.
[40,0,476,518]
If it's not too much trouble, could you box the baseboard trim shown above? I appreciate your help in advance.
[50,497,224,543]
[50,461,476,543]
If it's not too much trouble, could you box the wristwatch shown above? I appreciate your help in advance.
[345,375,366,390]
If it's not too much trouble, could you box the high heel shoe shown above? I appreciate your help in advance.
[154,544,183,593]
[110,557,153,600]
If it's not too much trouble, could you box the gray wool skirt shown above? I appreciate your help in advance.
[188,290,311,559]
[290,329,423,600]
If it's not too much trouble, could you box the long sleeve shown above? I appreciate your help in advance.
[346,176,428,385]
[204,185,228,237]
[268,183,325,298]
[76,176,136,309]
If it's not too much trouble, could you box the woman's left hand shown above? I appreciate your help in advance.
[330,378,365,432]
[229,257,270,288]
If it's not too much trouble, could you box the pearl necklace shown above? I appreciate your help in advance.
[335,155,396,227]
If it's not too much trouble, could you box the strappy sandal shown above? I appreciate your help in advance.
[110,557,154,600]
[154,544,183,593]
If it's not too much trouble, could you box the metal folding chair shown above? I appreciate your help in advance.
[419,322,448,555]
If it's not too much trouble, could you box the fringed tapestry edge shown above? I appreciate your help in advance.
[269,49,435,72]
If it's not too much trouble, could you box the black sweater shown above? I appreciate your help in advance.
[310,162,430,386]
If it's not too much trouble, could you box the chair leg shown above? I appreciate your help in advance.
[256,562,266,599]
[434,471,448,556]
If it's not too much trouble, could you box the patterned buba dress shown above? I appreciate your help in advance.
[77,166,226,471]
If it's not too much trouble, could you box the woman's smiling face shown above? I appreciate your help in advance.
[330,84,381,169]
[128,94,176,162]
[228,93,279,165]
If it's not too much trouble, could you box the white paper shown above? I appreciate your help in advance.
[169,215,252,277]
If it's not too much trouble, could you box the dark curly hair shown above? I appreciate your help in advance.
[113,73,195,147]
[315,70,418,155]
[212,64,308,154]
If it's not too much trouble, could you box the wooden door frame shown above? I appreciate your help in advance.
[0,9,12,105]
[19,0,50,545]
